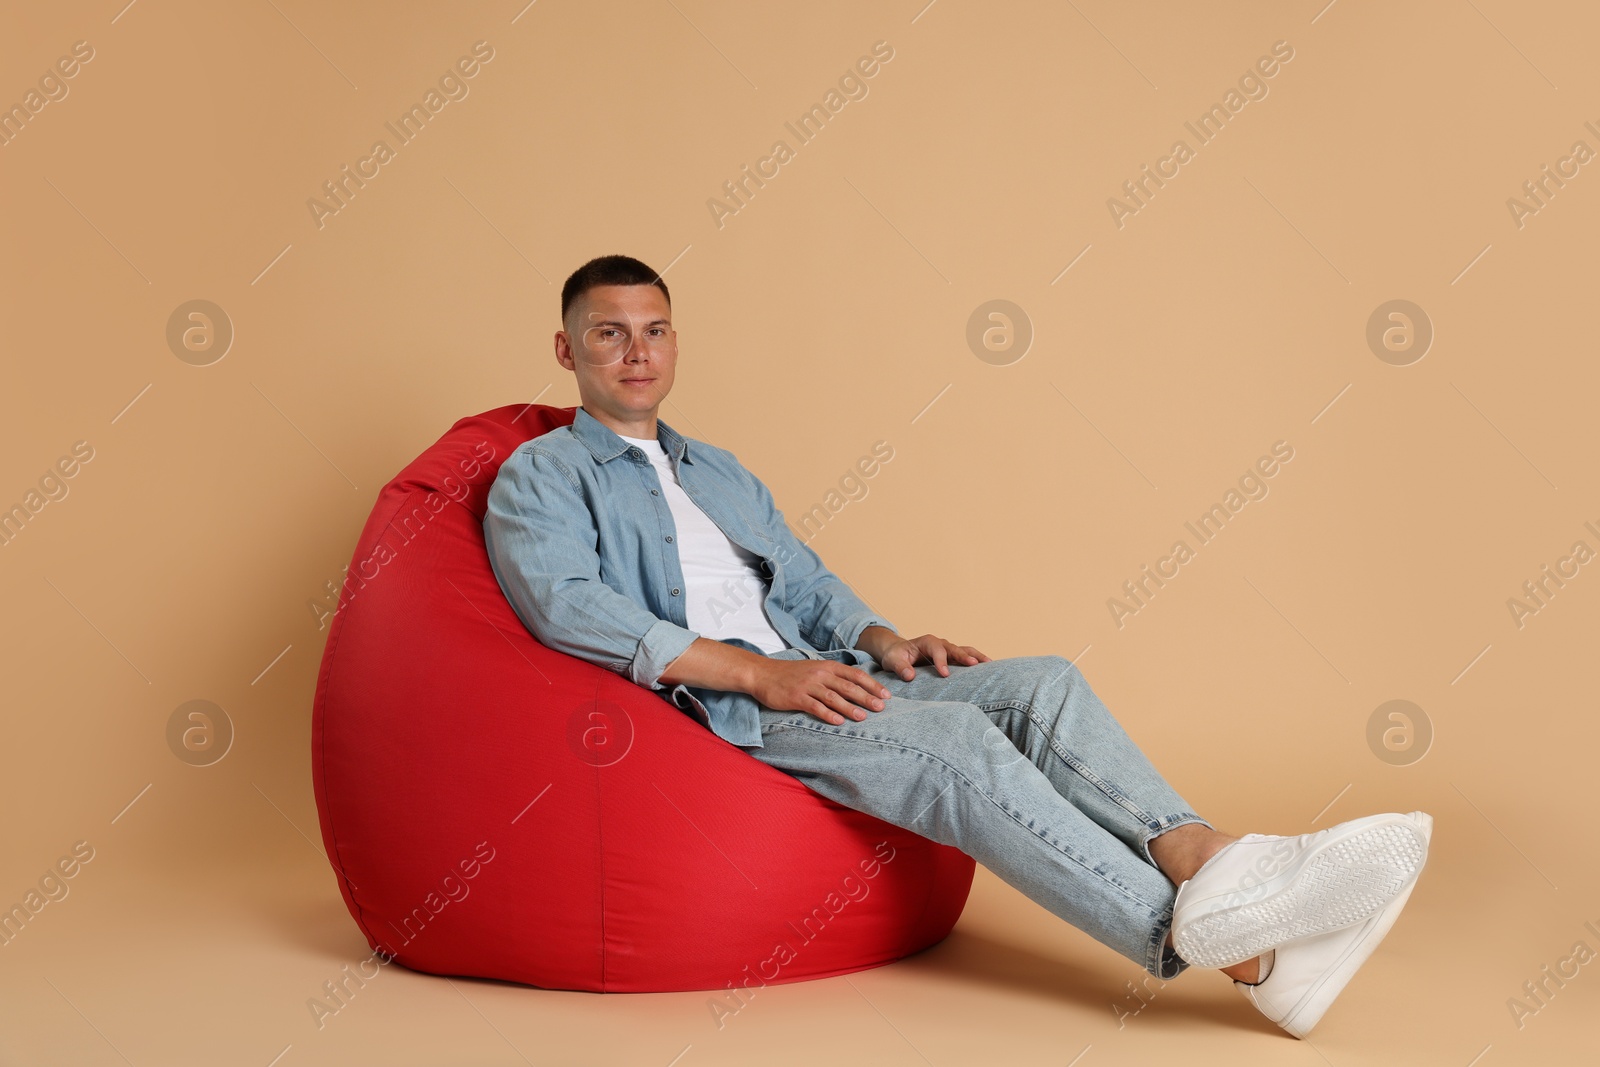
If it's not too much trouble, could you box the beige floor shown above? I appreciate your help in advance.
[3,784,1591,1066]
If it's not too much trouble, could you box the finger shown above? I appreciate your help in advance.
[831,673,884,714]
[806,697,846,726]
[806,700,844,726]
[833,678,886,712]
[844,662,896,697]
[931,644,949,677]
[838,674,886,708]
[942,640,976,666]
[884,647,910,678]
[819,687,867,722]
[959,645,984,664]
[848,666,893,699]
[898,645,924,680]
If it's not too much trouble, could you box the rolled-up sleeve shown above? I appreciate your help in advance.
[744,469,897,654]
[483,446,699,689]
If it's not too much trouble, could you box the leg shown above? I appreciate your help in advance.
[868,654,1263,981]
[869,655,1206,867]
[748,654,1428,1031]
[745,693,1192,980]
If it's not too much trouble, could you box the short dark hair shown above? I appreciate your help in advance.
[560,255,670,322]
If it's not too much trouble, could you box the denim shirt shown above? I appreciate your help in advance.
[482,407,896,748]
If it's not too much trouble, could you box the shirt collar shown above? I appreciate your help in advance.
[572,406,693,466]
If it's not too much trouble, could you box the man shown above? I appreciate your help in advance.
[482,255,1432,1038]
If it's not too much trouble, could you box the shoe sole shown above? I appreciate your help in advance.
[1243,813,1433,1037]
[1174,817,1428,969]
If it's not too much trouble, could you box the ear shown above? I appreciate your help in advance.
[554,330,575,370]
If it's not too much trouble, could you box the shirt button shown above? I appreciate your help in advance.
[671,588,681,596]
[630,448,642,459]
[665,535,674,543]
[650,489,660,496]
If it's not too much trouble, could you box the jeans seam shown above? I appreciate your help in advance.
[764,719,1170,920]
[976,699,1158,827]
[1149,919,1184,980]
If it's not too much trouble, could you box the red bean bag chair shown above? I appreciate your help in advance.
[310,403,975,992]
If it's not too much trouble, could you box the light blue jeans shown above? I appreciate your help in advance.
[741,650,1210,979]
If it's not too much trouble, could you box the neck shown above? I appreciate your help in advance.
[585,405,658,440]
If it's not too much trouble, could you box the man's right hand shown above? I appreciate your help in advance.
[748,658,891,725]
[659,637,894,725]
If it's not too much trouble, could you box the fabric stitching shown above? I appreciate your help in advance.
[763,720,1168,918]
[975,698,1158,825]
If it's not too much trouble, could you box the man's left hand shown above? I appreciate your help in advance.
[869,631,992,681]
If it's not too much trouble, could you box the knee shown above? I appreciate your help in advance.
[1042,654,1077,676]
[1032,654,1081,689]
[1026,656,1090,722]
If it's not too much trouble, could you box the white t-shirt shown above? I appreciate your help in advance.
[619,434,788,655]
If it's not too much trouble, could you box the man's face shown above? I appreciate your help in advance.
[555,284,676,430]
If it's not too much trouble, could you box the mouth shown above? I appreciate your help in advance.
[619,377,655,386]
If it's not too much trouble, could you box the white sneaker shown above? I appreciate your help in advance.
[1172,811,1430,969]
[1236,813,1432,1038]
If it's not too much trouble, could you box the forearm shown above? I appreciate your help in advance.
[657,637,771,695]
[853,624,900,663]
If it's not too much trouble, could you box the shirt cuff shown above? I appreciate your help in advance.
[836,612,897,655]
[632,617,701,690]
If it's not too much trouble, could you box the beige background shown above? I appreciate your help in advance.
[2,0,1596,1063]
